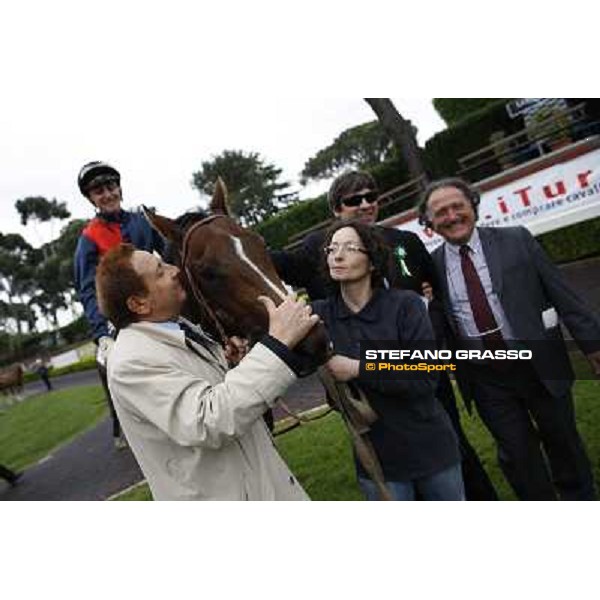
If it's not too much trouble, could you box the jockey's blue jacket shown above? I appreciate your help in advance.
[74,209,164,341]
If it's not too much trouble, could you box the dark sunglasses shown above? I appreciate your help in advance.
[338,190,379,208]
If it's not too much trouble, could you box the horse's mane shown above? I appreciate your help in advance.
[161,209,210,266]
[174,209,210,233]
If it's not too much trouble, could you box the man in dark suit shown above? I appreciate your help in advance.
[419,177,600,500]
[272,170,497,500]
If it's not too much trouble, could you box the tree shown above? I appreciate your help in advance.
[301,121,396,183]
[15,196,71,226]
[364,98,427,182]
[191,150,294,226]
[15,196,71,252]
[29,218,86,326]
[0,233,36,345]
[433,99,503,126]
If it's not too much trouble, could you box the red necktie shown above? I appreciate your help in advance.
[459,245,506,349]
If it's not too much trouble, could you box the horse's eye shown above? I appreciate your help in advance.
[197,264,221,281]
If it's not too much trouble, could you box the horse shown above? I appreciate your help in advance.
[145,180,331,370]
[143,178,393,500]
[0,364,24,406]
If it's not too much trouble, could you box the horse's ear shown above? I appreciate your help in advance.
[210,177,230,216]
[142,206,183,245]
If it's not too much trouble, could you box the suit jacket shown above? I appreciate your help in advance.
[432,226,600,403]
[107,322,308,501]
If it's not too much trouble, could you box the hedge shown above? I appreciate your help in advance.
[257,98,600,254]
[538,216,600,264]
[254,156,411,249]
[254,194,329,249]
[23,355,98,384]
[433,99,503,127]
[425,98,600,181]
[424,98,517,179]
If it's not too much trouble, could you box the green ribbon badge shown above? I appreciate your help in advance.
[394,245,413,277]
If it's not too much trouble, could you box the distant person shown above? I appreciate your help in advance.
[272,170,496,500]
[36,357,53,391]
[96,244,316,500]
[313,221,464,501]
[74,161,164,449]
[420,177,600,500]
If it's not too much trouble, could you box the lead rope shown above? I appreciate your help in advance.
[318,367,394,501]
[181,216,229,348]
[183,262,228,347]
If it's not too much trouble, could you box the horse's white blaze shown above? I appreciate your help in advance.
[230,236,287,301]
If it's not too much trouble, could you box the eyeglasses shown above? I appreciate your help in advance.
[324,242,368,256]
[338,190,378,208]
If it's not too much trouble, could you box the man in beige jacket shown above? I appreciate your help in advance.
[96,244,319,501]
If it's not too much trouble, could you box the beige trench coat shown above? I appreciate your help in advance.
[107,322,309,501]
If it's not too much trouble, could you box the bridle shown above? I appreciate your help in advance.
[178,213,390,496]
[179,212,327,378]
[180,214,230,346]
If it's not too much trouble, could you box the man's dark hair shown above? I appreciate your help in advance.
[96,244,147,330]
[418,177,481,228]
[328,170,379,213]
[321,219,391,292]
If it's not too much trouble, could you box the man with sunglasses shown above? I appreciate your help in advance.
[272,170,437,300]
[271,170,498,500]
[74,161,165,449]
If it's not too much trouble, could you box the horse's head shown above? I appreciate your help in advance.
[144,178,330,374]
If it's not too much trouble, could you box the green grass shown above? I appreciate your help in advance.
[7,349,594,501]
[458,378,600,500]
[0,385,107,471]
[113,481,153,501]
[280,374,600,500]
[113,371,600,501]
[276,411,364,500]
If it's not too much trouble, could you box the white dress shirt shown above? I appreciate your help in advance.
[444,229,514,341]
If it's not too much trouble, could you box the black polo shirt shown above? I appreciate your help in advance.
[312,289,460,482]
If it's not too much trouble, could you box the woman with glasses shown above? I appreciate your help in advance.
[271,170,436,301]
[312,220,464,501]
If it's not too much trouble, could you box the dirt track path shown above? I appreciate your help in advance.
[0,374,325,501]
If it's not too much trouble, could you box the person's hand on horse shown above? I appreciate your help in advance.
[96,336,115,369]
[224,336,250,365]
[258,295,319,350]
[325,354,360,382]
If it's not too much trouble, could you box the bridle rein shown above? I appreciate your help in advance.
[180,214,230,346]
[178,213,391,496]
[178,212,328,378]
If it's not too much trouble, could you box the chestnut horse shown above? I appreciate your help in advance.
[0,364,24,405]
[144,179,392,499]
[144,180,331,371]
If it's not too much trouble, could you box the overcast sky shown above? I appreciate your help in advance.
[0,96,445,247]
[1,3,579,252]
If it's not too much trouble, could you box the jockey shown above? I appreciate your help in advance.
[74,161,164,448]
